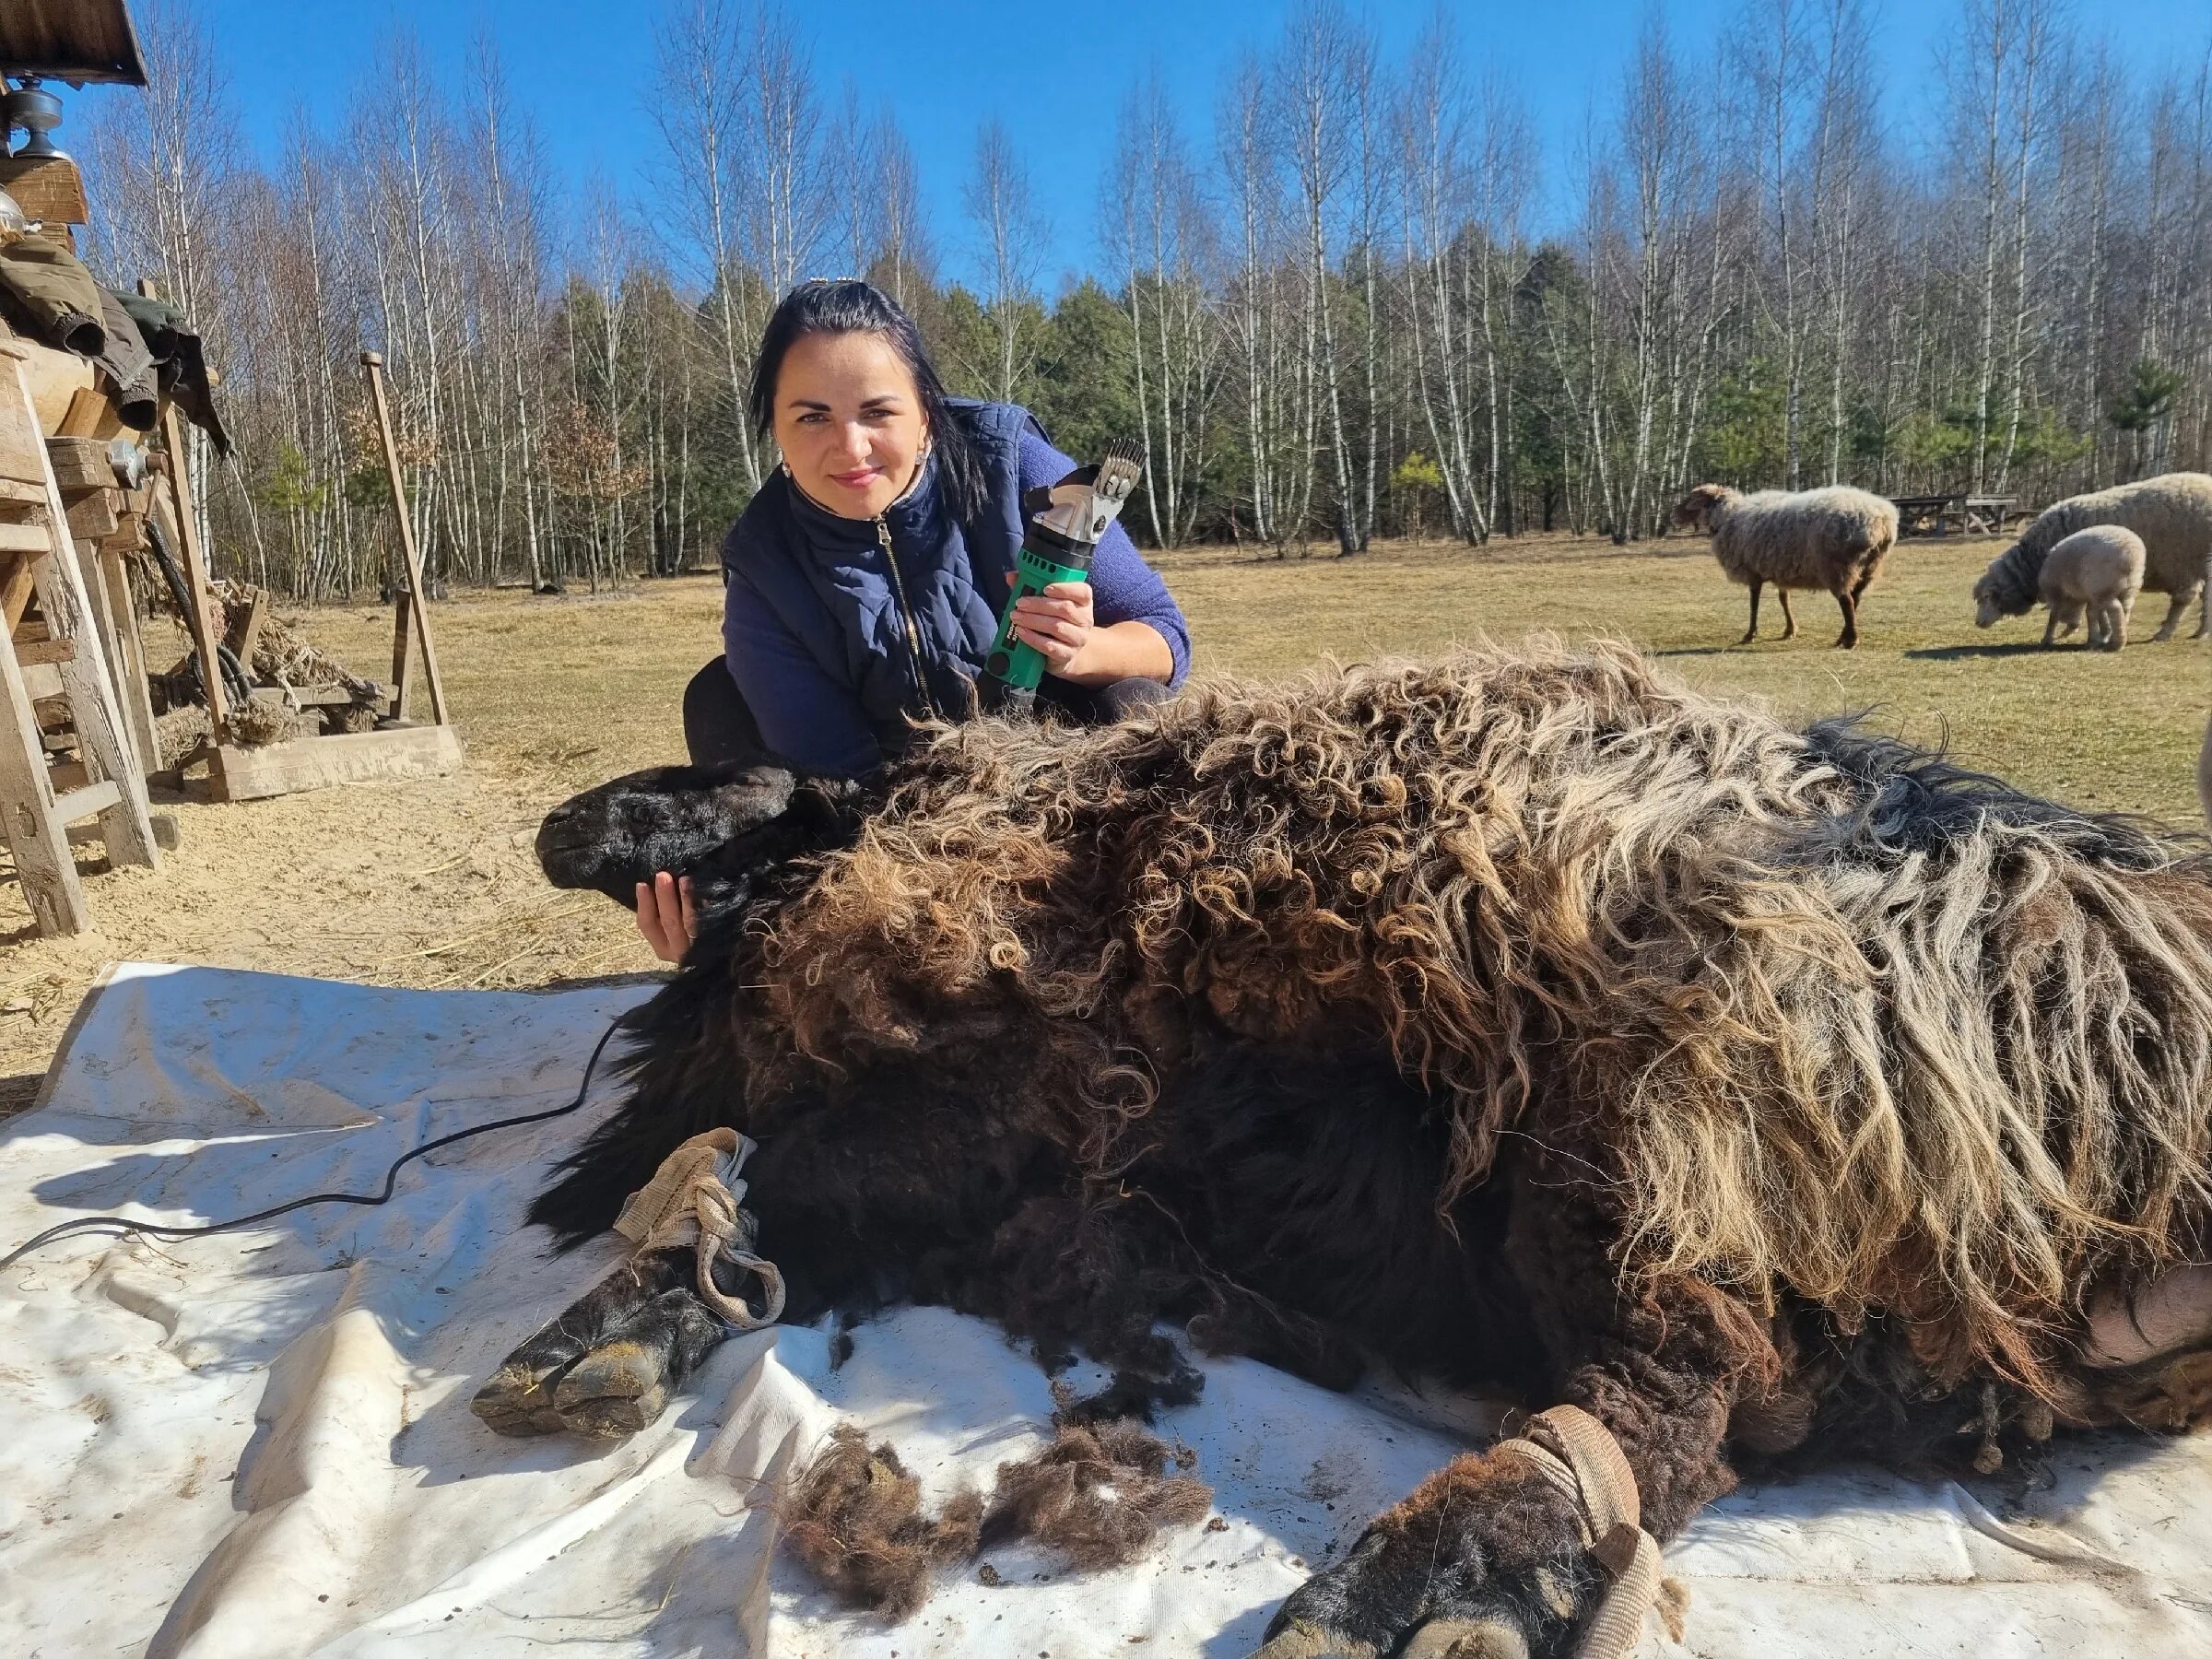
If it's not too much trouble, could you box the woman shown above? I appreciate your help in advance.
[639,278,1191,959]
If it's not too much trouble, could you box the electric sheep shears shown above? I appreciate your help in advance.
[981,436,1146,716]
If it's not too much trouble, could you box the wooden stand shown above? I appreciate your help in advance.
[168,347,462,804]
[0,341,160,935]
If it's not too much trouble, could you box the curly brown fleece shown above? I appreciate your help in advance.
[729,641,2212,1404]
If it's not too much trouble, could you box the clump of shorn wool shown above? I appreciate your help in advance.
[779,1425,983,1619]
[782,1418,1212,1618]
[2018,524,2147,651]
[1673,483,1900,648]
[1973,471,2212,641]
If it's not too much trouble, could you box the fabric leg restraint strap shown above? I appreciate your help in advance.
[1490,1404,1679,1659]
[612,1128,786,1329]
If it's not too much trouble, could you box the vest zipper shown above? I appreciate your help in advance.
[877,512,941,722]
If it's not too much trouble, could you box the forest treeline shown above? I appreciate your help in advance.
[69,0,2212,596]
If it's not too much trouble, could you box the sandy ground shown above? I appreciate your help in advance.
[0,533,2204,1114]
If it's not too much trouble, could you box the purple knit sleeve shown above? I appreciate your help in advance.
[1017,429,1191,687]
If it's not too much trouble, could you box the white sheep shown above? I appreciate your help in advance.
[1673,483,1900,649]
[1971,471,2212,642]
[2024,524,2146,651]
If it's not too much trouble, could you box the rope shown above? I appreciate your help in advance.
[1490,1405,1677,1659]
[612,1127,785,1330]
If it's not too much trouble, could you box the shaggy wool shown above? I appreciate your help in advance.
[726,641,2212,1402]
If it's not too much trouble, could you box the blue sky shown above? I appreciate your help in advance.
[59,0,2212,291]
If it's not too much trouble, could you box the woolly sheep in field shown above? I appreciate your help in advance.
[1973,471,2212,642]
[2022,524,2147,651]
[1673,483,1900,649]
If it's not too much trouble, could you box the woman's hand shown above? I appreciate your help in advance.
[1007,576,1098,679]
[635,872,697,964]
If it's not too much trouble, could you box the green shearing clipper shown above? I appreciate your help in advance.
[982,437,1147,716]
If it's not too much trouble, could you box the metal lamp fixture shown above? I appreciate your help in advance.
[4,77,68,160]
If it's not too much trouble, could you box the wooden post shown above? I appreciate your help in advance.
[360,350,448,726]
[142,278,230,738]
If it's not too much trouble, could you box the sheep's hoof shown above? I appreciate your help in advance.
[1736,631,1759,646]
[472,1248,739,1440]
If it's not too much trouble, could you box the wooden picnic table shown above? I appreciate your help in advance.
[1891,492,2024,537]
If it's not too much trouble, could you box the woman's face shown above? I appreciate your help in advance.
[771,330,928,521]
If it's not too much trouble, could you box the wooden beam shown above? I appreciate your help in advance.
[0,550,32,629]
[194,724,465,804]
[15,638,74,666]
[221,584,268,665]
[0,613,87,935]
[97,543,159,776]
[0,158,90,225]
[147,281,229,738]
[57,386,124,441]
[65,488,118,542]
[45,436,112,494]
[360,351,450,726]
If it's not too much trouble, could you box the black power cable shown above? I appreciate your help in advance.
[0,1018,625,1274]
[144,512,254,711]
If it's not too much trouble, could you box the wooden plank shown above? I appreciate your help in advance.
[248,683,378,710]
[223,584,268,665]
[65,487,117,541]
[0,157,90,224]
[150,330,229,735]
[0,520,51,554]
[14,638,73,666]
[20,662,60,699]
[360,351,449,726]
[98,544,159,775]
[0,595,86,935]
[196,724,465,804]
[57,386,124,441]
[8,352,160,873]
[0,335,96,437]
[45,436,112,493]
[51,780,121,824]
[0,550,31,630]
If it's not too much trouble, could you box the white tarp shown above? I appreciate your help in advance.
[2,962,2208,1658]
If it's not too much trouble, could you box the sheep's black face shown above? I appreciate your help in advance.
[536,762,863,912]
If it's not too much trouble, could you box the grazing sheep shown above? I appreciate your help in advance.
[2019,524,2147,650]
[1673,483,1900,649]
[478,643,2212,1658]
[1973,472,2212,642]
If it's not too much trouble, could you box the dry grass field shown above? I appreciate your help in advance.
[0,528,2203,1110]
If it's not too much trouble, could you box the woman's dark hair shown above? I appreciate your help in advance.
[748,279,985,522]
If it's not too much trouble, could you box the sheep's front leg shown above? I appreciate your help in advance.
[1776,586,1797,640]
[1739,579,1764,643]
[1252,1181,1759,1659]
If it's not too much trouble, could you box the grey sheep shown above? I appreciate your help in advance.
[1972,472,2212,642]
[1673,483,1900,649]
[2018,524,2146,651]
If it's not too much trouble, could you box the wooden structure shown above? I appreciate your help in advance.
[165,341,462,805]
[0,1,148,86]
[1893,492,2027,538]
[0,335,159,935]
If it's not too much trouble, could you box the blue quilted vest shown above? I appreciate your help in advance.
[721,399,1036,754]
